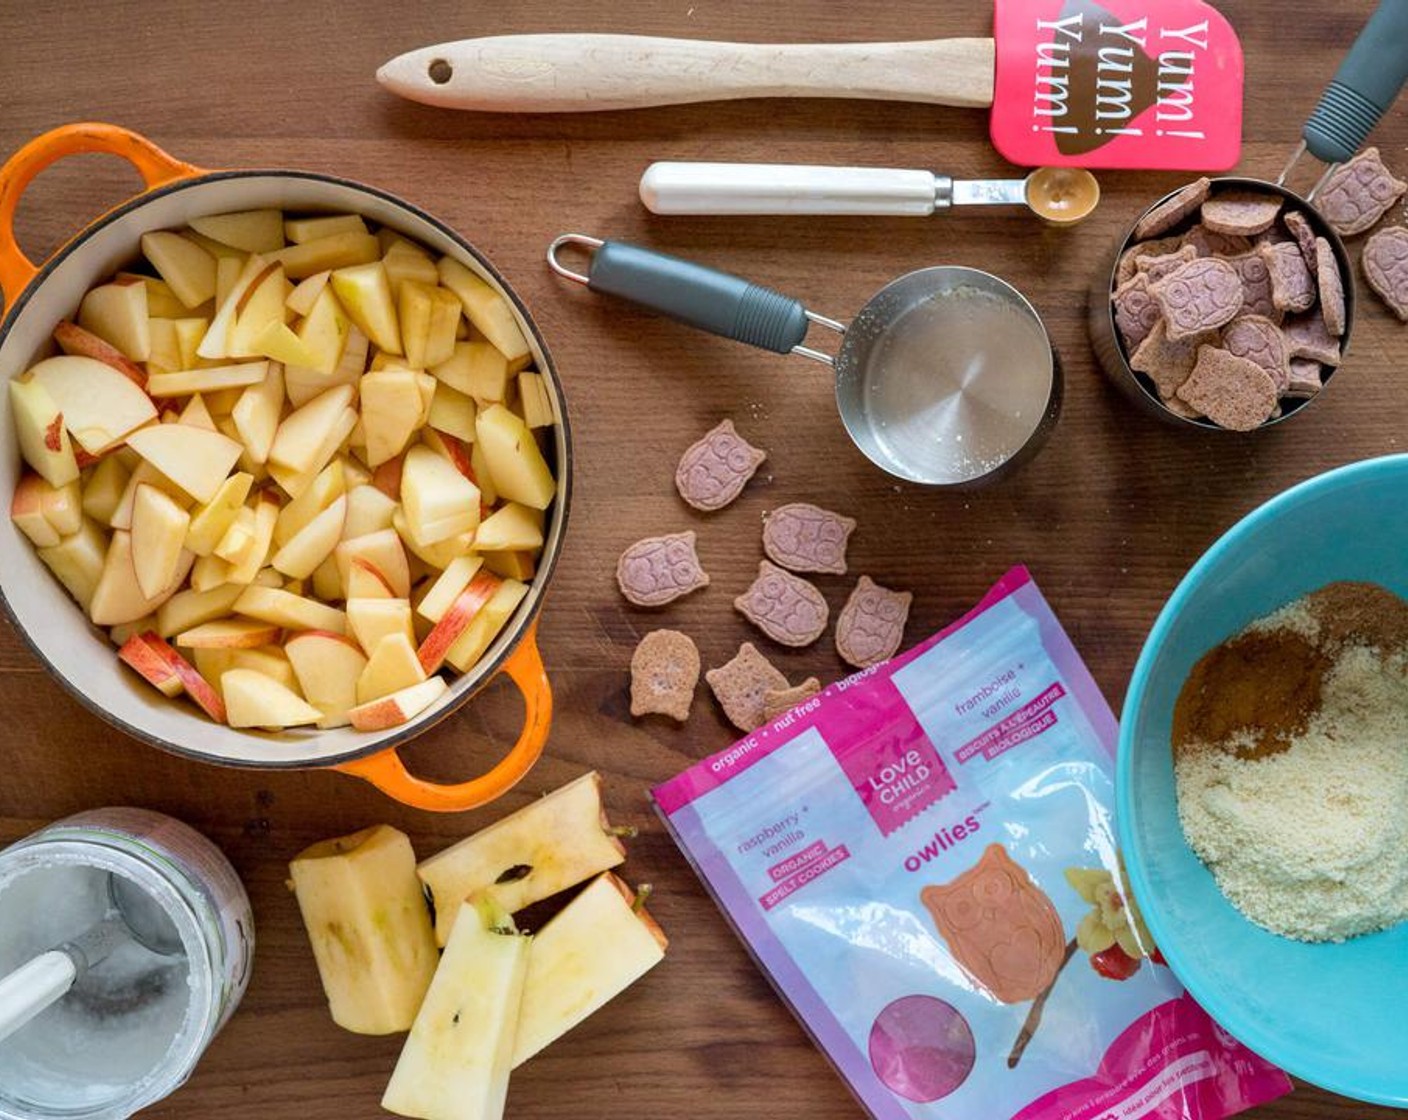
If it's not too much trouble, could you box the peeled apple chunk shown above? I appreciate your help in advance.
[89,530,194,626]
[330,261,401,355]
[511,873,668,1067]
[435,257,530,364]
[474,404,556,511]
[289,825,439,1036]
[417,772,628,946]
[400,444,480,545]
[222,668,322,729]
[125,424,243,505]
[77,279,150,362]
[140,231,216,308]
[188,208,285,254]
[381,895,529,1120]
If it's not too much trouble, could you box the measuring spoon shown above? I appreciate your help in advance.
[639,163,1099,224]
[0,872,182,1042]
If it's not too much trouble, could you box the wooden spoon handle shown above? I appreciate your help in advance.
[377,33,995,112]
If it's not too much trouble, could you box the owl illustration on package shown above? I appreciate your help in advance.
[921,843,1067,1005]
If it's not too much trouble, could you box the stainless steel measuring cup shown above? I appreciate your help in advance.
[548,235,1059,486]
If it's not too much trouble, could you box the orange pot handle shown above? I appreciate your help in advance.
[0,122,202,310]
[335,624,553,812]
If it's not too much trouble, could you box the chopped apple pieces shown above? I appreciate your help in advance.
[348,676,447,731]
[53,320,148,387]
[126,424,243,504]
[78,279,150,362]
[401,444,480,545]
[223,668,322,728]
[8,208,557,736]
[28,354,158,454]
[140,231,217,308]
[475,405,555,510]
[331,261,401,354]
[130,484,191,598]
[285,631,367,727]
[118,632,226,722]
[11,378,78,488]
[436,257,530,364]
[10,474,82,548]
[189,209,285,254]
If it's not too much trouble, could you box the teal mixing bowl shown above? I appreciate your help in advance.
[1117,454,1408,1108]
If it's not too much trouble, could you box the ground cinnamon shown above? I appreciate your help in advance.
[1172,581,1408,761]
[1172,627,1329,760]
[1300,581,1408,654]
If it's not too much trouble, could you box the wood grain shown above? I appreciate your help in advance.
[0,1,1404,1117]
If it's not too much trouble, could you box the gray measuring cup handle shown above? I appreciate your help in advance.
[547,236,811,355]
[1303,0,1408,164]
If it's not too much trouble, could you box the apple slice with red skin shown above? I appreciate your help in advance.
[119,632,227,722]
[371,453,404,499]
[176,618,281,649]
[417,571,502,674]
[421,429,490,517]
[347,676,447,732]
[422,428,474,481]
[118,633,183,697]
[348,556,396,599]
[53,320,148,389]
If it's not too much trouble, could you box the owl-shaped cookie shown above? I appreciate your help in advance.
[920,844,1066,1004]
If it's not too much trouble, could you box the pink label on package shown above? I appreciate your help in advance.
[830,688,956,837]
[956,682,1067,763]
[769,841,828,883]
[1011,995,1287,1120]
[760,845,851,911]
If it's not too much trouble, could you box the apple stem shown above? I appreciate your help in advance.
[1007,937,1077,1070]
[632,884,654,914]
[606,825,639,839]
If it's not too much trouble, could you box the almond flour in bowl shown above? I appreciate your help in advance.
[1173,582,1408,942]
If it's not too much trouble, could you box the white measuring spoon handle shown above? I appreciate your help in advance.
[0,951,77,1043]
[641,162,943,216]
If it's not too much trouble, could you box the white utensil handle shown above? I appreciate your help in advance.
[640,162,942,216]
[377,34,995,112]
[0,951,77,1043]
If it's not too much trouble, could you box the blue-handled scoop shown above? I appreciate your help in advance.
[1280,0,1408,195]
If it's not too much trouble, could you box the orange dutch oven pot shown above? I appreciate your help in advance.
[0,123,569,811]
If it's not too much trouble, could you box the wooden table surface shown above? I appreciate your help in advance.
[1,1,1404,1117]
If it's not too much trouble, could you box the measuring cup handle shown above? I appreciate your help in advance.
[1303,0,1408,164]
[550,237,811,354]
